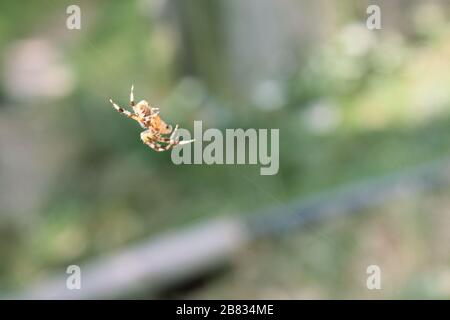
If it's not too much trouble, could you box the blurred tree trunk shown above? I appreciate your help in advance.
[170,0,335,102]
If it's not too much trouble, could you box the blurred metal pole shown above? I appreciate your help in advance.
[9,156,450,299]
[247,157,450,238]
[11,217,248,299]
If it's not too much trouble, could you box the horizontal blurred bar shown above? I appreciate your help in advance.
[11,217,248,299]
[9,156,450,299]
[248,157,450,237]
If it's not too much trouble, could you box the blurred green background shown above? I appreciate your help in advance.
[0,0,450,299]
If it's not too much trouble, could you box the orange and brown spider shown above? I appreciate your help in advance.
[109,86,194,152]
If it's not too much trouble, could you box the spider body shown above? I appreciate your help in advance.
[109,86,194,151]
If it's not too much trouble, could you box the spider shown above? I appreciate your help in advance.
[109,86,194,152]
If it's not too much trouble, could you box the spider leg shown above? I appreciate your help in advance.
[140,126,194,152]
[157,125,194,146]
[169,125,195,145]
[129,85,135,107]
[109,99,133,117]
[145,138,176,152]
[145,140,169,152]
[109,98,140,122]
[151,107,160,116]
[158,125,181,144]
[146,137,193,151]
[177,139,195,145]
[170,124,179,141]
[157,125,195,146]
[141,130,167,152]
